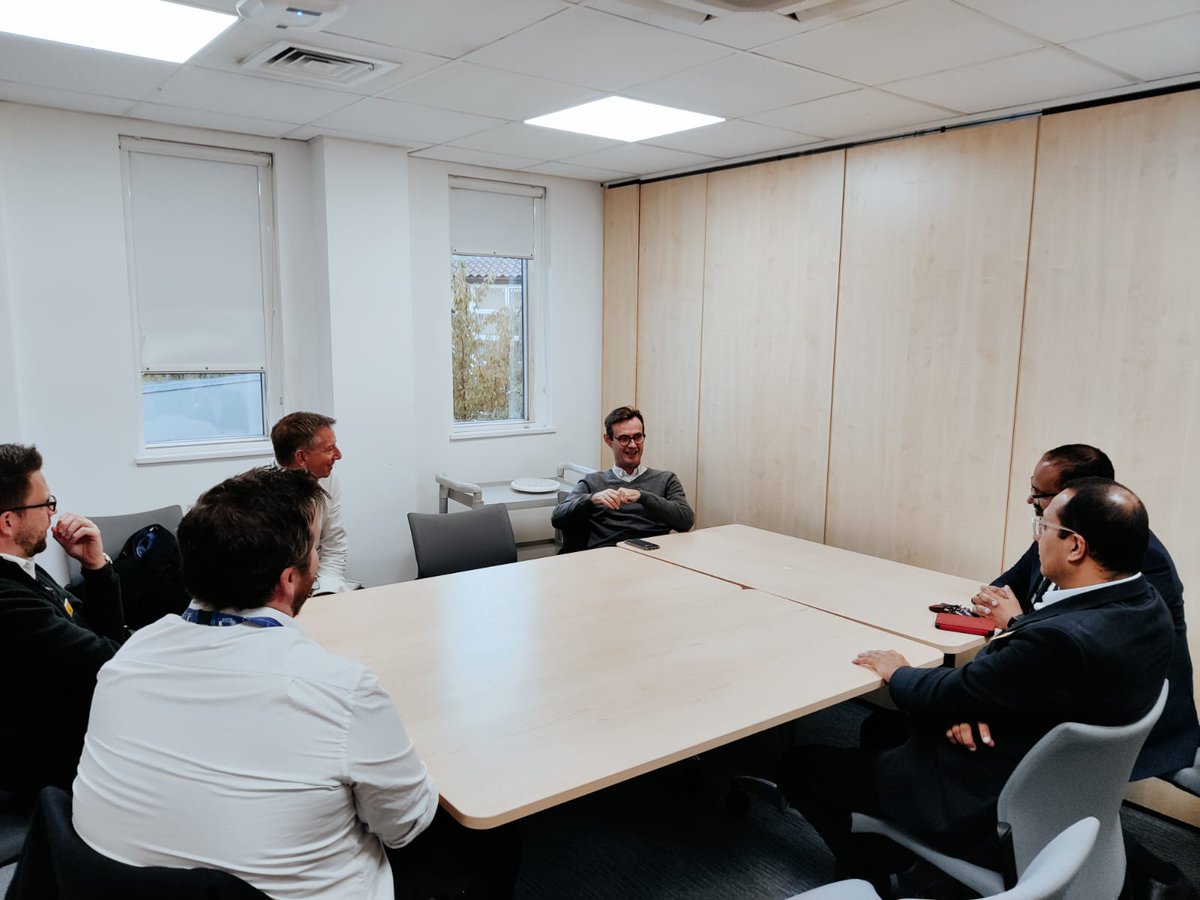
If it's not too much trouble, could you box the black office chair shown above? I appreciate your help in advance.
[5,786,268,899]
[407,506,518,579]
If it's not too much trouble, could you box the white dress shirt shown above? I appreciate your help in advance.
[73,603,437,900]
[610,464,647,483]
[315,472,360,593]
[1035,571,1142,610]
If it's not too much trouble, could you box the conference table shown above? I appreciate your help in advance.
[619,524,990,655]
[302,546,942,828]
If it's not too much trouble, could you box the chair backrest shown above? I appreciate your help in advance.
[65,504,185,582]
[997,681,1168,900]
[991,818,1099,900]
[555,490,591,554]
[407,506,517,579]
[6,786,268,900]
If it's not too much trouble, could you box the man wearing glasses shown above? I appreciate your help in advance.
[0,443,125,804]
[970,445,1197,783]
[778,478,1173,892]
[552,405,694,550]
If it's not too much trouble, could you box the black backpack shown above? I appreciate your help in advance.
[113,524,191,630]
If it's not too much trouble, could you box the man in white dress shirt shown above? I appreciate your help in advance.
[72,467,517,899]
[270,411,359,593]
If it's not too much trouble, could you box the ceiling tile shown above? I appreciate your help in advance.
[644,118,820,157]
[583,1,807,49]
[0,34,175,101]
[522,160,637,182]
[464,6,733,91]
[758,0,1041,85]
[561,142,719,175]
[886,47,1132,114]
[449,123,619,160]
[954,0,1200,43]
[1067,14,1200,82]
[148,67,357,123]
[382,62,603,121]
[625,52,855,118]
[0,80,137,117]
[125,101,300,137]
[282,124,428,150]
[411,145,545,171]
[312,97,503,144]
[187,21,448,96]
[327,0,570,59]
[748,87,952,139]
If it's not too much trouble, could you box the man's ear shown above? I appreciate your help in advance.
[0,511,13,539]
[602,434,613,447]
[1067,534,1088,564]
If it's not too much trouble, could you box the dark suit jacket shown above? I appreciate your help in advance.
[0,558,125,799]
[993,532,1199,779]
[879,575,1173,853]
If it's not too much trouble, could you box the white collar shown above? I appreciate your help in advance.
[610,464,646,482]
[0,551,37,580]
[1036,571,1141,609]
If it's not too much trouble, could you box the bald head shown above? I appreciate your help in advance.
[1054,477,1148,577]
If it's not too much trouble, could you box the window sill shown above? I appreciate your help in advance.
[135,440,275,466]
[449,425,556,442]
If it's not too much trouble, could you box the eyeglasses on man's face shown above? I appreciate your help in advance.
[1031,515,1080,540]
[2,495,57,515]
[611,433,645,447]
[1028,486,1058,502]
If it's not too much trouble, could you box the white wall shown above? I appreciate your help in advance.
[0,101,605,585]
[406,157,604,555]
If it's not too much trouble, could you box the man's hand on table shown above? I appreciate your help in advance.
[853,649,910,683]
[947,721,994,751]
[972,584,1021,628]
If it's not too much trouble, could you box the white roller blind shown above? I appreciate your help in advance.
[127,147,269,371]
[449,180,543,259]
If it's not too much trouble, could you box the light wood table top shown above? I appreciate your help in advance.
[620,524,990,654]
[301,547,941,828]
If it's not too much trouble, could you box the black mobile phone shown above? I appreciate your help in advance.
[626,538,660,551]
[928,603,978,617]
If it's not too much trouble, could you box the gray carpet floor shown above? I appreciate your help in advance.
[516,700,1200,899]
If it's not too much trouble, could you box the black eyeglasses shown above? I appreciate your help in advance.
[2,495,57,515]
[612,433,645,446]
[1028,485,1057,501]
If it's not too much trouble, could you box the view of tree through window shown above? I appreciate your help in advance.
[451,255,526,423]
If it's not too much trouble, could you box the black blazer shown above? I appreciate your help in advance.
[0,558,125,798]
[994,531,1198,779]
[879,575,1173,853]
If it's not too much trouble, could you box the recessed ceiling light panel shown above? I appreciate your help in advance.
[0,0,237,63]
[526,96,723,143]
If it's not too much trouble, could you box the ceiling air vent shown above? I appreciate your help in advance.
[241,41,397,88]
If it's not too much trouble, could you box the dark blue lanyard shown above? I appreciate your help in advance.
[182,608,282,628]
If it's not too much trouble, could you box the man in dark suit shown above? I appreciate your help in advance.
[0,444,125,804]
[970,445,1198,780]
[778,479,1173,889]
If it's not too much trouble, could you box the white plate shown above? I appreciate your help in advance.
[511,477,561,494]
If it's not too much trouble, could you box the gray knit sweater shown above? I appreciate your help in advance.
[550,468,694,549]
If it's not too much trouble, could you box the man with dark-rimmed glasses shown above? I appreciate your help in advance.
[552,405,694,550]
[0,443,125,805]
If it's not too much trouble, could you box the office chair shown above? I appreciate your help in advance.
[407,505,517,579]
[5,786,268,899]
[790,817,1099,900]
[0,793,29,869]
[64,504,185,581]
[1165,747,1200,797]
[850,681,1168,900]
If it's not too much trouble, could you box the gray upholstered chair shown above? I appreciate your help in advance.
[850,682,1167,900]
[407,505,517,579]
[65,504,184,582]
[789,817,1100,900]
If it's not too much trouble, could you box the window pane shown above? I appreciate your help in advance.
[451,256,526,423]
[142,373,266,446]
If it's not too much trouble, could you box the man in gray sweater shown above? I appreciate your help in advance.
[552,406,694,550]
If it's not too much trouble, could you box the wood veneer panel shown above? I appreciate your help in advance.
[1010,91,1200,698]
[601,184,640,466]
[826,119,1037,579]
[636,175,707,502]
[697,154,844,537]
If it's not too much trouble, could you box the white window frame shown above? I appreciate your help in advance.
[119,137,283,464]
[448,176,551,441]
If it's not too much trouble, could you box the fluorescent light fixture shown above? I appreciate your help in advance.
[526,96,723,142]
[0,0,237,64]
